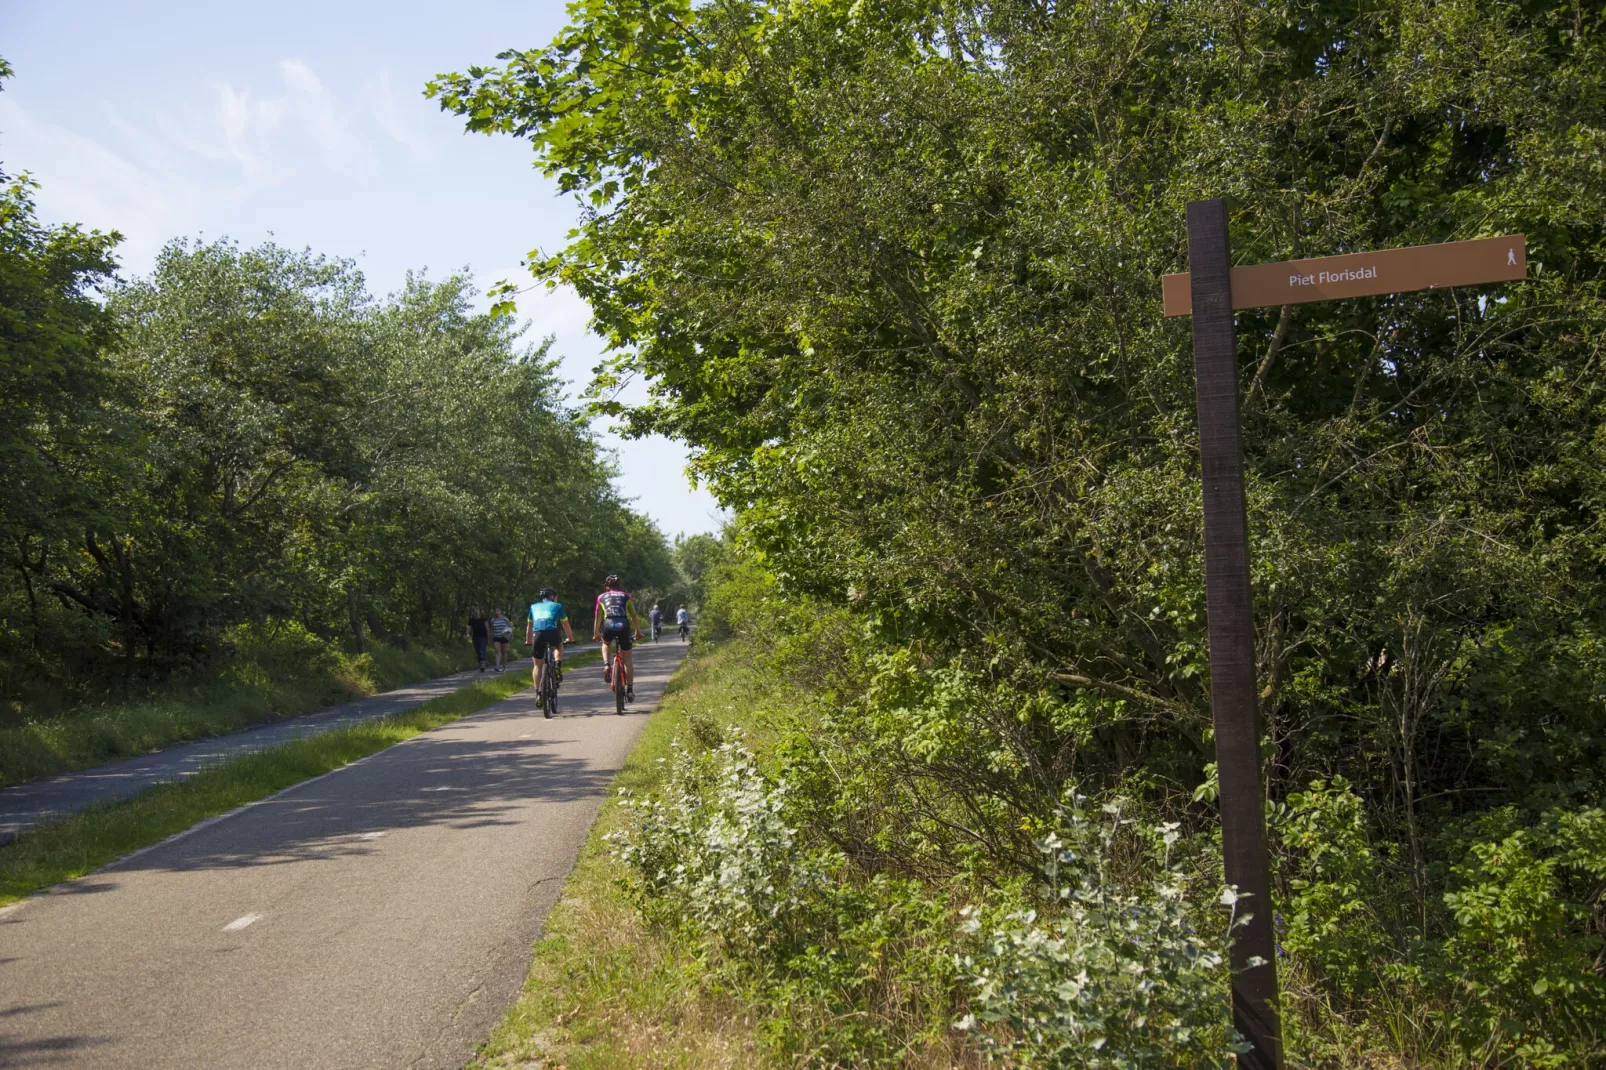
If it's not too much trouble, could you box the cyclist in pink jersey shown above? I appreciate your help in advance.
[592,574,644,701]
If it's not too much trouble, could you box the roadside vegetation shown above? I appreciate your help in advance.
[0,626,475,788]
[441,0,1606,1065]
[470,647,758,1069]
[0,648,598,907]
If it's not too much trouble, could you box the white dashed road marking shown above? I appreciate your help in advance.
[223,913,263,932]
[360,832,385,840]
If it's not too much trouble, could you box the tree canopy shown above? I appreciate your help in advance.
[2,55,674,704]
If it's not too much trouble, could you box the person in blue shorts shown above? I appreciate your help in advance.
[527,587,574,700]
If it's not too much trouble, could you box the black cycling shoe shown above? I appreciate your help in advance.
[626,685,634,702]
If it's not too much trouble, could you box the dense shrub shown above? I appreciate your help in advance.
[613,738,826,945]
[956,796,1243,1067]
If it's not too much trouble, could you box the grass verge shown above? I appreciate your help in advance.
[0,649,598,907]
[1,629,485,789]
[470,646,766,1069]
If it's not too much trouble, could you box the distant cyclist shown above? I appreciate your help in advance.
[676,604,691,642]
[593,574,644,702]
[489,608,514,671]
[649,603,663,642]
[527,587,574,702]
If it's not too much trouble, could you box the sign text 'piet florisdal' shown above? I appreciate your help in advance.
[1162,234,1526,317]
[1291,264,1378,287]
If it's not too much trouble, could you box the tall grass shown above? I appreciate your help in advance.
[0,623,480,788]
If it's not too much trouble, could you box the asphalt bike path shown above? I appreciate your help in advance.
[0,639,685,1069]
[0,645,598,845]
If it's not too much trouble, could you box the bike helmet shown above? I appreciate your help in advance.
[604,574,620,588]
[539,586,557,599]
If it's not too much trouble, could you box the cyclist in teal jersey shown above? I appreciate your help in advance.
[527,587,574,697]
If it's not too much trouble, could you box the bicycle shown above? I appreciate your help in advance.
[677,622,690,642]
[538,644,560,719]
[610,643,627,715]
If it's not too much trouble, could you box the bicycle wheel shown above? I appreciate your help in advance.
[614,654,626,715]
[544,652,558,717]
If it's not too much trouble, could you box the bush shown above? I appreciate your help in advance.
[1276,777,1392,1000]
[610,728,964,1061]
[956,794,1245,1068]
[1429,806,1606,1066]
[611,737,827,947]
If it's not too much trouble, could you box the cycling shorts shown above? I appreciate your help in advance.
[600,619,634,651]
[531,628,562,658]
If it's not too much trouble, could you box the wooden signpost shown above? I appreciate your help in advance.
[1164,232,1527,317]
[1170,200,1527,1070]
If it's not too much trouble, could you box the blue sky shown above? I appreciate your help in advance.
[0,0,725,538]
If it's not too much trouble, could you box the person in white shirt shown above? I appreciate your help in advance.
[489,608,514,671]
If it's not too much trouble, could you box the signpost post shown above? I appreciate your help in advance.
[1170,200,1527,1070]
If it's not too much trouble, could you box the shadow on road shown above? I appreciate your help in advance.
[112,734,614,874]
[96,657,670,878]
[0,1001,111,1066]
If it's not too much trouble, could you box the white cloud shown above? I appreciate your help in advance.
[0,59,440,274]
[0,95,189,269]
[278,59,373,174]
[361,69,433,160]
[518,278,598,347]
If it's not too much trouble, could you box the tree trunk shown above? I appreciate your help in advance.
[347,588,365,654]
[13,537,41,651]
[98,533,140,684]
[365,611,407,649]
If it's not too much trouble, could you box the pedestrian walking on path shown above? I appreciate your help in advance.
[465,607,490,671]
[490,608,514,671]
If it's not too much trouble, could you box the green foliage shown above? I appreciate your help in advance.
[0,60,126,700]
[957,797,1244,1067]
[1276,778,1391,1000]
[1,222,671,713]
[614,738,824,943]
[438,0,1606,1059]
[1429,806,1606,1065]
[0,623,472,789]
[612,718,966,1063]
[1,50,677,710]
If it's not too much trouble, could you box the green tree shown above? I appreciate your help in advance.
[2,230,675,699]
[0,57,126,683]
[671,531,723,608]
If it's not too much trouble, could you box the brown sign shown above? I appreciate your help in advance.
[1162,234,1526,317]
